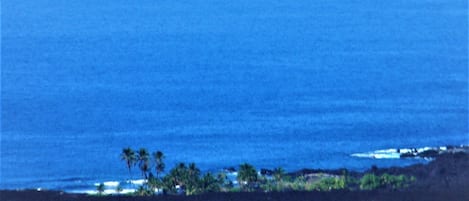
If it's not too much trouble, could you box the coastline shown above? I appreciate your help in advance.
[2,150,469,201]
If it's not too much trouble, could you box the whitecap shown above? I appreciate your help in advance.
[128,179,147,185]
[120,189,136,194]
[417,147,431,152]
[226,172,238,176]
[372,153,400,159]
[351,149,400,159]
[103,181,120,187]
[74,188,136,195]
[351,153,374,158]
[70,189,97,194]
[398,148,413,154]
[375,149,397,154]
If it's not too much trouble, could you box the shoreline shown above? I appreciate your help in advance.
[2,150,469,201]
[4,144,467,193]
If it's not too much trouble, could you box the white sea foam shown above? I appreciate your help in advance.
[103,181,120,186]
[94,181,120,187]
[73,190,96,194]
[351,146,453,160]
[417,147,431,152]
[376,149,397,153]
[226,172,238,176]
[373,153,400,159]
[128,179,147,185]
[72,188,136,195]
[351,153,373,158]
[120,189,137,194]
[398,148,413,154]
[351,149,400,159]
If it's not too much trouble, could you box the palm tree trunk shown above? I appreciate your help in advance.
[128,168,132,180]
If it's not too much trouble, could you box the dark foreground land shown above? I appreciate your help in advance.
[2,152,469,201]
[1,189,469,201]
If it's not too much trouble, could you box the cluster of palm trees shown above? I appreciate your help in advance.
[121,148,347,196]
[118,148,416,196]
[120,147,165,181]
[121,148,353,195]
[120,148,229,195]
[237,163,285,191]
[159,162,228,195]
[237,163,258,190]
[120,148,290,195]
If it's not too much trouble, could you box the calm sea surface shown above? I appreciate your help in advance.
[1,0,468,191]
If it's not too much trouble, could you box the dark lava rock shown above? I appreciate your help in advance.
[223,167,236,173]
[418,149,440,158]
[260,169,273,176]
[400,152,417,158]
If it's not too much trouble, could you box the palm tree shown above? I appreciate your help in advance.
[121,147,136,179]
[217,172,233,190]
[273,167,285,182]
[272,167,285,191]
[137,148,150,179]
[173,162,188,185]
[188,162,200,178]
[152,151,165,179]
[186,162,201,195]
[237,163,258,191]
[200,172,221,193]
[116,183,123,194]
[96,183,105,195]
[136,185,150,196]
[147,173,162,193]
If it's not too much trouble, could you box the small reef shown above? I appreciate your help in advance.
[351,145,469,159]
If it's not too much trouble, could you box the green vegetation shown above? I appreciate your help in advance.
[116,183,123,194]
[360,173,415,190]
[136,185,152,196]
[120,148,136,179]
[137,148,150,179]
[119,148,416,196]
[237,163,258,191]
[153,151,165,179]
[273,167,285,182]
[96,183,105,195]
[158,162,228,195]
[313,176,346,191]
[359,173,381,190]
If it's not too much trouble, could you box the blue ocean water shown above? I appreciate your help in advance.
[1,0,468,192]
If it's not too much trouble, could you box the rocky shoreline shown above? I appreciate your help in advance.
[2,151,469,201]
[350,145,469,160]
[398,145,469,159]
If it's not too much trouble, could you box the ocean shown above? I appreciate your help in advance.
[1,0,468,192]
